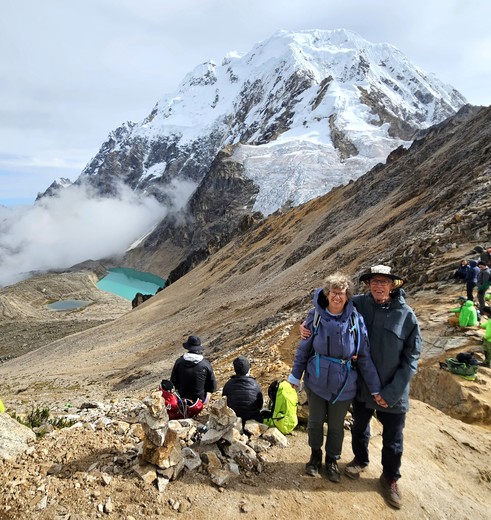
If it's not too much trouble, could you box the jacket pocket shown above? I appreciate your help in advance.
[384,320,404,339]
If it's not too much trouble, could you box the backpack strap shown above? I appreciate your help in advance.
[173,389,189,418]
[312,310,321,336]
[349,309,360,361]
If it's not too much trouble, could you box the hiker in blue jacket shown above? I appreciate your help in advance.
[288,272,382,483]
[465,260,480,302]
[300,265,422,509]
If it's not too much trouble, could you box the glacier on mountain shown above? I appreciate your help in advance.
[75,29,465,217]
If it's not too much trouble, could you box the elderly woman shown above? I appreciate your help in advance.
[288,273,383,482]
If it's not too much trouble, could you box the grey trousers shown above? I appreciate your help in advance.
[306,388,352,460]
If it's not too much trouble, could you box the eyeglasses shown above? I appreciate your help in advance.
[369,278,392,286]
[329,291,347,298]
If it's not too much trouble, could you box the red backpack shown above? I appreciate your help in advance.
[160,379,203,419]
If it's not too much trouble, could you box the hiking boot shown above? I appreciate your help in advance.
[379,474,402,509]
[344,458,367,480]
[325,458,340,483]
[305,449,322,477]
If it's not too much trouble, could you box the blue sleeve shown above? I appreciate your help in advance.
[289,309,316,381]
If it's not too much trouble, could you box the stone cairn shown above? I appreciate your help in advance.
[126,391,289,491]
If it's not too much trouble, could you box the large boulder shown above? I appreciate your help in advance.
[0,413,36,461]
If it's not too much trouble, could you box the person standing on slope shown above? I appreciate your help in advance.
[300,265,422,509]
[290,272,382,483]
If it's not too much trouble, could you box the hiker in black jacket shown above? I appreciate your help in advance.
[477,261,491,311]
[222,356,263,428]
[170,335,217,405]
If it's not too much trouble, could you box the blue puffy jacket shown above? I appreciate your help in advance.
[289,288,381,402]
[465,260,479,283]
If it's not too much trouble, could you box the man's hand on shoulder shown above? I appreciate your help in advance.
[299,321,311,339]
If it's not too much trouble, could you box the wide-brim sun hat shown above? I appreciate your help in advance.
[182,335,203,353]
[359,264,405,288]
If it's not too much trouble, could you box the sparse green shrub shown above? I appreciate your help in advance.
[25,406,50,428]
[10,406,76,436]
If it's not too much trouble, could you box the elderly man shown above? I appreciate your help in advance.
[300,265,422,509]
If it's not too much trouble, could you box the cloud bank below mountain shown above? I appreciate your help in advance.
[0,184,168,288]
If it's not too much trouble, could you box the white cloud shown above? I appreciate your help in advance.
[0,183,168,287]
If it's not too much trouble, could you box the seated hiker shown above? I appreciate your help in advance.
[450,300,478,327]
[222,355,264,428]
[453,259,469,282]
[170,335,217,405]
[159,379,203,419]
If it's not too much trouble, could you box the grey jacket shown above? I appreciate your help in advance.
[477,267,490,291]
[353,290,422,413]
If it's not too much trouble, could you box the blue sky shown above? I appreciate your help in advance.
[1,0,490,206]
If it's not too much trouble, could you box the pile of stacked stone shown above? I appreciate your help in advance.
[130,392,288,489]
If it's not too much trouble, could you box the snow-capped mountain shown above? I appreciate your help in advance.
[74,29,466,217]
[33,29,468,281]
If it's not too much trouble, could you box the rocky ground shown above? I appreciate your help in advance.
[0,270,490,519]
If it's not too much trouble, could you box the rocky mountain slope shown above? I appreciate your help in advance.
[0,104,490,518]
[2,103,490,393]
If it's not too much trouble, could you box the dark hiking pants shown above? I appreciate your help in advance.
[350,398,406,481]
[306,388,351,461]
[466,281,476,302]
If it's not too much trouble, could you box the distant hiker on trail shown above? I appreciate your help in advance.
[477,261,491,311]
[289,272,382,483]
[481,318,491,367]
[453,259,469,282]
[300,265,422,509]
[170,335,217,405]
[465,260,480,302]
[479,247,491,268]
[222,355,264,429]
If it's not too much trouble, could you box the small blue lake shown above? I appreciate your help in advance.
[48,300,90,311]
[96,267,167,301]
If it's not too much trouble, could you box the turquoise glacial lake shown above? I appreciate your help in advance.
[48,300,90,311]
[96,267,167,301]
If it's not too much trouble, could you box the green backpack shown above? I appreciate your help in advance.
[444,357,478,381]
[263,380,298,434]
